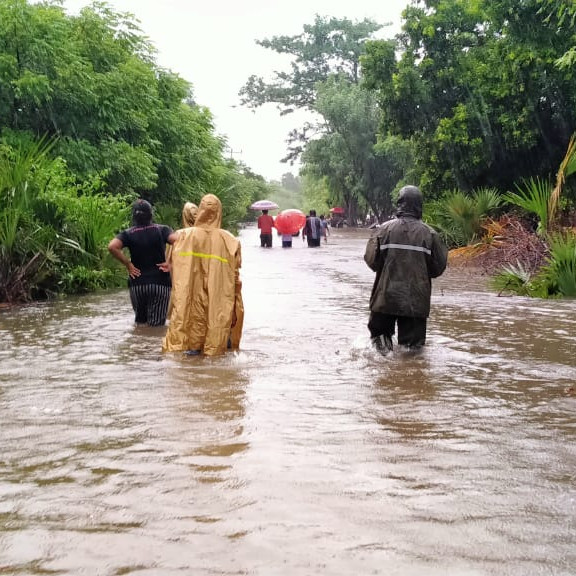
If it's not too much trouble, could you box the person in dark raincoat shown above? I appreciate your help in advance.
[364,185,448,353]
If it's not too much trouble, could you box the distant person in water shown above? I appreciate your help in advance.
[364,185,448,353]
[281,232,293,248]
[162,194,244,356]
[302,210,322,247]
[320,214,330,244]
[108,199,175,326]
[258,209,275,247]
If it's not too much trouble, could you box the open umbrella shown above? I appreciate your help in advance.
[329,206,345,215]
[274,209,306,235]
[250,199,279,211]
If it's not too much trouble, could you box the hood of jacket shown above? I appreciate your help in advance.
[195,194,222,229]
[182,202,198,227]
[396,185,423,219]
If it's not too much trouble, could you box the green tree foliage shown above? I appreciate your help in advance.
[538,0,576,69]
[362,0,576,195]
[240,16,414,223]
[0,0,225,205]
[0,0,259,301]
[281,172,301,193]
[239,15,383,162]
[303,77,411,222]
[300,174,331,218]
[0,135,129,301]
[240,15,382,111]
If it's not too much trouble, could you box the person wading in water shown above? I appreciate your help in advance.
[108,199,175,326]
[364,185,448,353]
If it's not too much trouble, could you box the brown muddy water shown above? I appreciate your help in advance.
[1,226,575,576]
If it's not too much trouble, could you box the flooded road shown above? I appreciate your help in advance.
[1,226,575,575]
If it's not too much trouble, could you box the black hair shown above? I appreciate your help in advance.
[132,199,153,226]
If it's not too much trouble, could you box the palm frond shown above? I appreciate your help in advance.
[490,260,534,296]
[550,133,576,226]
[504,177,551,235]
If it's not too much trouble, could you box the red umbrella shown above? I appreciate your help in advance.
[329,206,345,215]
[274,209,306,235]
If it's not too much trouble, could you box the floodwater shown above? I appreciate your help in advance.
[1,226,575,576]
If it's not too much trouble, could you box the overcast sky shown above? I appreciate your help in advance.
[63,0,408,181]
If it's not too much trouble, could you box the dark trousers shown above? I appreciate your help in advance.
[368,312,427,349]
[260,233,272,247]
[306,237,321,247]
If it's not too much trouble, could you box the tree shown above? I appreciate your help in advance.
[302,77,410,222]
[0,0,226,204]
[281,172,301,192]
[239,15,383,162]
[538,0,576,69]
[362,0,576,195]
[0,0,260,300]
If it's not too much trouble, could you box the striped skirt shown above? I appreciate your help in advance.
[129,283,171,326]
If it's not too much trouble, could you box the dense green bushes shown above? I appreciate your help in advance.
[0,0,275,303]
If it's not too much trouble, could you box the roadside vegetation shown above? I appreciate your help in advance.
[3,0,576,304]
[445,137,576,299]
[0,0,278,304]
[241,0,576,299]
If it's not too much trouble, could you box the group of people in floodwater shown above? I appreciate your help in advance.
[108,186,448,357]
[258,209,329,248]
[108,194,242,356]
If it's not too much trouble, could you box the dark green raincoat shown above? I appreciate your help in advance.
[364,188,448,318]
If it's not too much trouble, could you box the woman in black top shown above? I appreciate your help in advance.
[108,199,174,326]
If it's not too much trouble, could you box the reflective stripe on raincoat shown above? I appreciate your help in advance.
[364,203,447,319]
[162,194,244,356]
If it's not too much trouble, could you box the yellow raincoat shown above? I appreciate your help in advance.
[162,194,244,356]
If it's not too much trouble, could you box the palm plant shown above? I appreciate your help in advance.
[503,177,552,235]
[445,191,481,244]
[70,193,130,260]
[474,187,503,217]
[490,260,536,297]
[0,136,56,252]
[425,187,502,247]
[0,137,59,302]
[537,231,576,297]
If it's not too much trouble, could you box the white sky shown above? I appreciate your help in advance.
[63,0,408,181]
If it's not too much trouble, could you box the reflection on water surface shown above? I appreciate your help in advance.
[1,226,575,575]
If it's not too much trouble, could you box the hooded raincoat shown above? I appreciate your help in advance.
[162,194,244,356]
[364,186,448,318]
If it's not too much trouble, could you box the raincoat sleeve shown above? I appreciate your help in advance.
[236,245,242,292]
[364,233,382,272]
[428,232,449,278]
[229,243,244,350]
